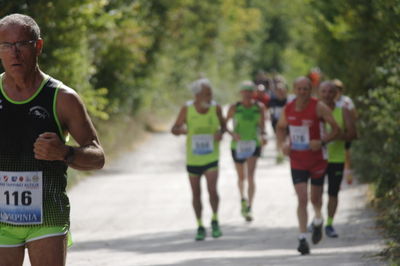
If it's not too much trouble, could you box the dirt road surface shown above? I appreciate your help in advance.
[26,125,386,265]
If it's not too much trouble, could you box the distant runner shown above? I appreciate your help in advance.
[333,79,357,184]
[276,76,340,255]
[319,81,357,238]
[171,78,225,241]
[269,81,288,163]
[226,81,267,222]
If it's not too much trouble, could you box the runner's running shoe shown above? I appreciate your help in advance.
[325,225,338,238]
[195,226,206,241]
[211,220,222,238]
[307,223,313,233]
[311,222,323,244]
[297,238,310,255]
[245,207,253,222]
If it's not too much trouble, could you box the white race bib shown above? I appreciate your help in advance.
[0,171,43,225]
[289,125,310,150]
[236,140,257,159]
[192,134,214,155]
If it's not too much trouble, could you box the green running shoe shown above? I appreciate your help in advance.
[195,226,206,241]
[276,153,284,164]
[211,220,222,238]
[241,199,248,218]
[245,207,253,222]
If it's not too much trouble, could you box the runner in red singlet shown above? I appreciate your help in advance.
[276,76,340,255]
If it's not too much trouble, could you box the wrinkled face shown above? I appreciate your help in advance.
[319,83,337,104]
[0,23,42,77]
[294,78,312,100]
[196,85,213,107]
[240,89,253,101]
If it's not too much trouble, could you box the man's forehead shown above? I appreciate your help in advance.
[320,83,335,91]
[295,79,310,88]
[0,23,31,40]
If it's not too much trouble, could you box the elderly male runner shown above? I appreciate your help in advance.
[319,81,357,238]
[0,14,105,266]
[171,78,225,241]
[276,77,339,255]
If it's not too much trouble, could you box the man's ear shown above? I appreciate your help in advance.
[35,38,43,55]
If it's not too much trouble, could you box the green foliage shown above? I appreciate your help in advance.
[308,0,400,96]
[352,36,400,264]
[1,0,301,113]
[0,0,110,119]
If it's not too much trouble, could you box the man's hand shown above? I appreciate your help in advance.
[261,136,268,146]
[34,132,67,161]
[171,126,187,136]
[309,140,323,151]
[282,143,290,156]
[231,133,241,142]
[214,131,223,141]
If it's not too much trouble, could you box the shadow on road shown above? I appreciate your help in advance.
[70,214,382,254]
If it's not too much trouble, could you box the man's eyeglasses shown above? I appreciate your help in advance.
[297,87,311,91]
[0,40,37,52]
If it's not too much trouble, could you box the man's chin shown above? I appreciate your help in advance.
[201,102,211,108]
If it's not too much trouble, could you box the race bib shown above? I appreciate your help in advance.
[289,125,310,150]
[236,140,257,159]
[0,171,43,225]
[192,134,214,155]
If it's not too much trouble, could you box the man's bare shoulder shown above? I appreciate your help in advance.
[57,84,82,105]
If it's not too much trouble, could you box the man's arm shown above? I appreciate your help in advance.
[171,105,187,136]
[214,104,226,141]
[34,86,105,170]
[276,107,289,155]
[258,102,268,145]
[224,104,240,141]
[311,101,341,150]
[342,107,357,141]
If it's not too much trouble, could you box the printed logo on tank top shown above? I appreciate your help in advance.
[29,106,50,120]
[301,119,313,127]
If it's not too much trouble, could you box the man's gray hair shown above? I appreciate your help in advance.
[319,80,336,90]
[190,78,212,95]
[0,13,41,40]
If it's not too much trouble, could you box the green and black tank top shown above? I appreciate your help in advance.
[0,73,70,227]
[231,102,261,150]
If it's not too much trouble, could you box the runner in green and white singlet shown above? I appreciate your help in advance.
[319,81,357,238]
[225,81,267,222]
[171,78,225,241]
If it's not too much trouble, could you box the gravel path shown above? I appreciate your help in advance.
[29,125,386,266]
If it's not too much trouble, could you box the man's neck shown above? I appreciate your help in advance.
[295,97,310,111]
[327,101,335,110]
[3,68,44,101]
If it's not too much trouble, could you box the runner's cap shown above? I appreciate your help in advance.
[240,81,255,91]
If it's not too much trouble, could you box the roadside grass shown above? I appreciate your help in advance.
[374,192,400,265]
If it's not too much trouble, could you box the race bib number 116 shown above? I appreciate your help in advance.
[0,171,43,225]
